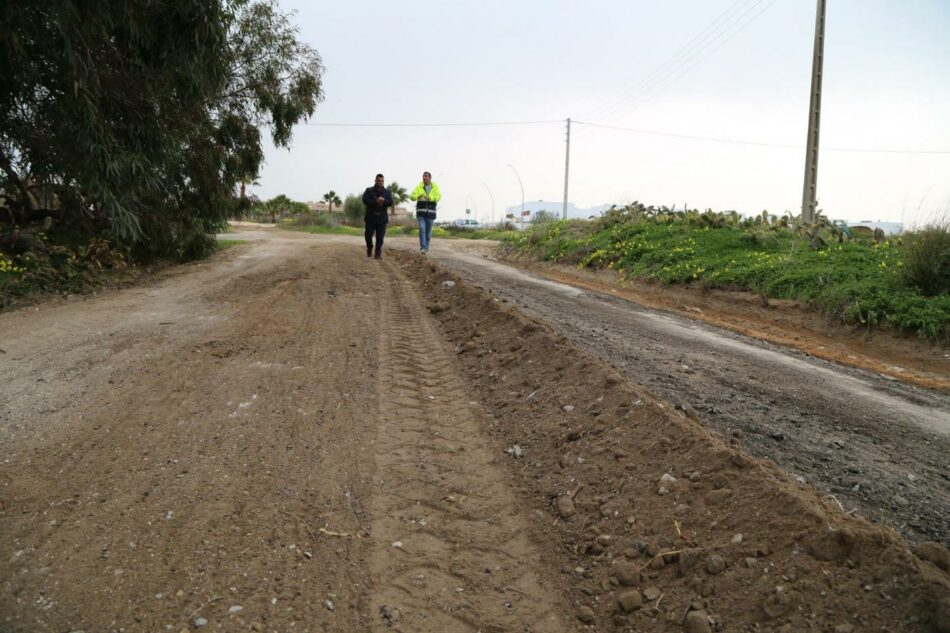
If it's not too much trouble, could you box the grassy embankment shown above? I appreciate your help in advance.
[506,207,949,342]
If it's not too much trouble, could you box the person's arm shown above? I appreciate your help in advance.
[409,183,423,201]
[383,190,394,208]
[361,187,373,206]
[429,184,441,203]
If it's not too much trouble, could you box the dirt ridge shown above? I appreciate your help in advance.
[398,252,950,632]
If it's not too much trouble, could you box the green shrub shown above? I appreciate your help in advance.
[902,220,950,296]
[509,210,948,341]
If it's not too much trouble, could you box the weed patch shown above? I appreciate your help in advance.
[507,208,948,341]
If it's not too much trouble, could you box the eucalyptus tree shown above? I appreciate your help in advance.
[0,0,324,261]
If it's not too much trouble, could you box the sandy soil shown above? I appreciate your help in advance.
[1,230,948,632]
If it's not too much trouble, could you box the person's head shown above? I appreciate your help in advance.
[422,171,432,185]
[375,173,384,187]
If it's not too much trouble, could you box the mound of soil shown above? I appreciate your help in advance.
[398,254,950,632]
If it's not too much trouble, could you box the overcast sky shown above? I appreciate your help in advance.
[253,0,950,224]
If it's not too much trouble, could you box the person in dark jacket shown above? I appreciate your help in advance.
[361,173,393,259]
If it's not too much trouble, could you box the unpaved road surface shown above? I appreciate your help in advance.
[1,237,568,632]
[1,228,948,632]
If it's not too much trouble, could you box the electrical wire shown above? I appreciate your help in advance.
[580,0,764,120]
[597,0,782,121]
[573,120,950,154]
[299,119,561,128]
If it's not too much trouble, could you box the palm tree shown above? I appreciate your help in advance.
[387,181,408,216]
[322,190,342,214]
[238,174,260,200]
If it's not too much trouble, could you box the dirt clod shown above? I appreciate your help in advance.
[684,610,712,633]
[705,554,727,575]
[556,494,576,518]
[616,589,643,612]
[576,605,595,623]
[614,561,641,586]
[913,541,950,572]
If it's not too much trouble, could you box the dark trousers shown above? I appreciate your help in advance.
[364,215,387,255]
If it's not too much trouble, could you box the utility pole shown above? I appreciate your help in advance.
[801,0,826,224]
[562,118,571,220]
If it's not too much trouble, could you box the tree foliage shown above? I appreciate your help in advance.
[342,194,364,224]
[0,0,324,263]
[388,181,408,213]
[322,190,342,214]
[243,194,308,222]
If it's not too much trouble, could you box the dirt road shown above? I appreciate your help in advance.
[1,229,948,632]
[0,237,571,631]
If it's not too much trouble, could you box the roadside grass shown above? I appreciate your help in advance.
[214,239,248,251]
[506,212,949,342]
[288,224,364,236]
[283,219,513,241]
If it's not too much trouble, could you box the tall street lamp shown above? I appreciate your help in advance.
[482,183,495,226]
[465,194,478,222]
[507,164,525,227]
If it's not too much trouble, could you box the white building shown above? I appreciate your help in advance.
[504,200,614,221]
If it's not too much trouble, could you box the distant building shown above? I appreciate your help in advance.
[307,200,330,212]
[504,200,614,222]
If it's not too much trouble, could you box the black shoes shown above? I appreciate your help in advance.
[374,253,382,259]
[366,245,372,257]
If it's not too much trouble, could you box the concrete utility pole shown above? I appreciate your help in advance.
[801,0,826,224]
[562,118,571,220]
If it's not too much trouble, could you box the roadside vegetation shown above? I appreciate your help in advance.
[507,204,950,341]
[1,1,324,309]
[214,239,249,252]
[242,192,518,241]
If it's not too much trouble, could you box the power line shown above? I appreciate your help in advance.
[299,119,561,128]
[597,0,781,121]
[581,0,766,121]
[573,120,950,155]
[579,0,759,120]
[298,117,950,154]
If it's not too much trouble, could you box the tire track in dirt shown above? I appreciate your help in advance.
[367,266,570,632]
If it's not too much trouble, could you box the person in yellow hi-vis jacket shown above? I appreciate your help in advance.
[408,171,442,255]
